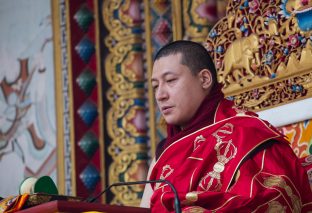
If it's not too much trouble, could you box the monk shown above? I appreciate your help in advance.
[140,40,312,212]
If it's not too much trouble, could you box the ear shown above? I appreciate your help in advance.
[198,69,213,89]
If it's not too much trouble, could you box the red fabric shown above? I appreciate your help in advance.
[150,99,312,212]
[300,155,312,191]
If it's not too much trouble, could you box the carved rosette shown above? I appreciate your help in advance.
[206,0,312,111]
[102,0,149,206]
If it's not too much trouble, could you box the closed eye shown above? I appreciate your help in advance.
[167,78,177,83]
[152,84,158,90]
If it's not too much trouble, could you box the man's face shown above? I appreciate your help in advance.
[151,53,207,127]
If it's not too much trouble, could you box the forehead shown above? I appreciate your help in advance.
[151,54,183,79]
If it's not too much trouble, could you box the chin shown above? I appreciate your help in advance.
[164,119,178,126]
[164,115,185,126]
[165,119,183,126]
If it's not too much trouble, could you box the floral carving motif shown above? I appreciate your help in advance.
[206,0,312,111]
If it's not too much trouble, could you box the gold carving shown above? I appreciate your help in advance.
[103,0,148,206]
[233,72,312,111]
[206,0,312,111]
[222,34,261,87]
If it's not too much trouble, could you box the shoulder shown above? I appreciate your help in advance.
[214,99,284,137]
[240,139,300,177]
[260,139,298,161]
[214,98,259,122]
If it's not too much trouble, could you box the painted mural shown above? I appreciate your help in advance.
[279,119,312,158]
[0,0,56,197]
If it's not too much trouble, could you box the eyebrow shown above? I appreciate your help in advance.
[151,71,176,82]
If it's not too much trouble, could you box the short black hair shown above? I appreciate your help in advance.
[154,40,218,83]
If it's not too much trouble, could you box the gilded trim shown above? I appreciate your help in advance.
[188,157,203,161]
[160,191,170,211]
[65,0,76,196]
[143,0,157,157]
[93,0,106,203]
[211,195,241,212]
[302,201,312,208]
[156,183,169,192]
[250,149,267,197]
[189,168,198,192]
[52,0,76,195]
[213,101,222,124]
[172,0,183,40]
[52,0,65,195]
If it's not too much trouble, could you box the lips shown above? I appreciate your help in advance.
[161,106,173,114]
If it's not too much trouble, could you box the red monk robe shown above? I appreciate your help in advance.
[149,95,312,212]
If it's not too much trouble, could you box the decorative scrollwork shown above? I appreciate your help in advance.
[206,0,312,111]
[102,0,148,206]
[231,71,311,111]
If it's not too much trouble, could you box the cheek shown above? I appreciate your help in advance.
[183,92,203,113]
[178,95,195,114]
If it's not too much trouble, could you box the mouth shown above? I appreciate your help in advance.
[161,106,173,115]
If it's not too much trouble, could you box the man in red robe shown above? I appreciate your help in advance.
[140,40,312,212]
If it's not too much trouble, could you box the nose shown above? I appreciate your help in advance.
[155,85,168,102]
